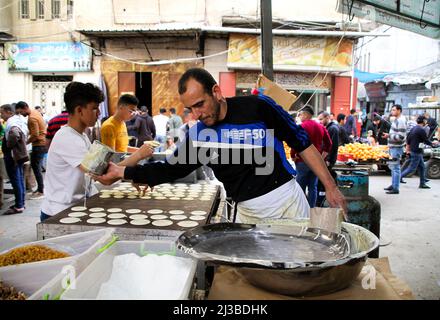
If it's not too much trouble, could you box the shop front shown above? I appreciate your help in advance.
[100,60,202,117]
[364,81,393,115]
[220,33,355,115]
[234,70,332,113]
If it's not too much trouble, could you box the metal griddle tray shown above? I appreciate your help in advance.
[177,223,350,269]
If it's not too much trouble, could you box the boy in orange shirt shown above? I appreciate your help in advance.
[101,94,139,153]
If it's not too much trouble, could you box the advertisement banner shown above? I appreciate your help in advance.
[6,42,92,72]
[227,34,353,71]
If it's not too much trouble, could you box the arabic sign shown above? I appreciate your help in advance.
[400,0,440,25]
[6,42,92,72]
[228,34,354,72]
[338,0,440,39]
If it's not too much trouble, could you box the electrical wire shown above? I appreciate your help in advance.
[0,0,15,11]
[80,40,230,66]
[299,2,355,107]
[354,26,392,51]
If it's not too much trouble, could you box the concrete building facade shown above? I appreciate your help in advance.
[1,0,372,117]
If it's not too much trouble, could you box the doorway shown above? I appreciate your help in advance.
[136,72,152,116]
[32,75,73,119]
[118,72,152,116]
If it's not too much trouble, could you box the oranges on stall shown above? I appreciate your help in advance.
[338,143,391,162]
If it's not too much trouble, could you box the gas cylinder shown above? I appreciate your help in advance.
[325,170,381,258]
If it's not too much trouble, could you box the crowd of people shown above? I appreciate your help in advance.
[0,68,438,223]
[290,104,439,202]
[0,91,184,217]
[100,96,183,154]
[0,102,47,214]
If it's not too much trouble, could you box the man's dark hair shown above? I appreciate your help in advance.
[393,104,402,112]
[178,68,217,96]
[118,94,138,107]
[0,104,14,113]
[64,82,104,115]
[373,115,381,122]
[337,113,346,123]
[35,106,41,110]
[159,108,166,114]
[416,115,426,124]
[299,105,314,116]
[15,101,29,110]
[170,107,176,114]
[350,109,356,115]
[139,106,148,113]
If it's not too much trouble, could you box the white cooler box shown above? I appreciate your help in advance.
[0,228,115,300]
[61,240,197,300]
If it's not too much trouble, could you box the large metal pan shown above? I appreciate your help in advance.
[177,222,379,296]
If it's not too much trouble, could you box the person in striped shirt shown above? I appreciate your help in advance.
[383,104,407,194]
[45,110,69,150]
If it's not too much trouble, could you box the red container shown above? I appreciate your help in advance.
[337,154,354,162]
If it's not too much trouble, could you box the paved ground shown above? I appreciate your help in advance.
[0,188,42,252]
[0,174,439,299]
[369,173,440,300]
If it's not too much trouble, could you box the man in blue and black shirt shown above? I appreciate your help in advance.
[96,68,347,222]
[401,115,439,189]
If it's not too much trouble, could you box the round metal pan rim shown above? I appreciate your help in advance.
[176,223,364,270]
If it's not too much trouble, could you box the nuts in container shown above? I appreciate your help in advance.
[0,244,70,267]
[0,281,27,300]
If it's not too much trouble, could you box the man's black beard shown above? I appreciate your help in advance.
[211,99,221,124]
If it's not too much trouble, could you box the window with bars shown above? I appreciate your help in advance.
[67,0,74,19]
[20,0,29,19]
[37,0,44,19]
[52,0,60,18]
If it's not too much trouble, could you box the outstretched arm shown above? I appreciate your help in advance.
[299,144,348,219]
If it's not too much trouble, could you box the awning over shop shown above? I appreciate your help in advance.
[364,82,387,100]
[382,61,440,86]
[0,31,15,42]
[425,75,440,90]
[362,61,440,88]
[78,25,388,39]
[354,69,393,83]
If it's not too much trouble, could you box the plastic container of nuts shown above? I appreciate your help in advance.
[0,228,114,299]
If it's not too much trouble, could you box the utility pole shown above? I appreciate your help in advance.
[260,0,273,80]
